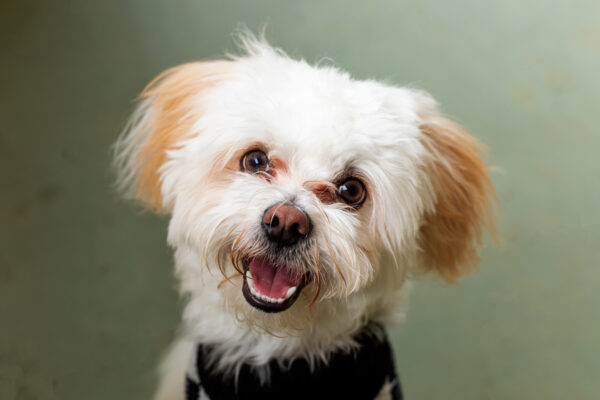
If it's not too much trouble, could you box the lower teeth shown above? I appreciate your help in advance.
[245,270,299,305]
[248,282,296,304]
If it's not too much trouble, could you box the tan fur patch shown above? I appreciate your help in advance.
[418,114,497,282]
[269,157,289,178]
[303,180,337,204]
[135,61,232,212]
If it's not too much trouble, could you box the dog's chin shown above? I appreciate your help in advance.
[242,257,308,313]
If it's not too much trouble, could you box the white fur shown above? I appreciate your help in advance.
[116,36,452,400]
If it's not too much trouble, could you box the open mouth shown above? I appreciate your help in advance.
[242,257,307,313]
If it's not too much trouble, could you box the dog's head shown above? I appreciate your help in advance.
[114,38,495,331]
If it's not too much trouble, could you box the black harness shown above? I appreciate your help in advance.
[185,324,402,400]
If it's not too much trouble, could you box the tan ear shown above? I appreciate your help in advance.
[114,61,231,213]
[418,113,497,282]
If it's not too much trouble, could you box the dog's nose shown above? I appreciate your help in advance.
[262,204,311,246]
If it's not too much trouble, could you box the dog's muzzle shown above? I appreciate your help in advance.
[242,203,311,313]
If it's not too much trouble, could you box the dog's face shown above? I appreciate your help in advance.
[115,40,495,331]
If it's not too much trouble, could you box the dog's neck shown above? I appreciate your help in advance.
[186,323,402,400]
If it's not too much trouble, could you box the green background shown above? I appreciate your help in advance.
[2,1,599,399]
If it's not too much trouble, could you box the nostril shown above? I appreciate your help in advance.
[270,216,279,227]
[290,223,300,236]
[296,220,308,235]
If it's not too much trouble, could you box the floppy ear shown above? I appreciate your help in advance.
[113,61,231,213]
[417,104,497,282]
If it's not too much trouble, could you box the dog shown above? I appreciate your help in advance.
[114,33,495,400]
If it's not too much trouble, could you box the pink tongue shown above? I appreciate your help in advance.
[248,258,302,299]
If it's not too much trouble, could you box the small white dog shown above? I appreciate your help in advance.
[114,34,495,400]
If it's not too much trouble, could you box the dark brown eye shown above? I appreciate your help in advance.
[338,178,366,206]
[241,150,269,174]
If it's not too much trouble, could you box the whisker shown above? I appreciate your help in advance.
[312,202,346,285]
[314,201,331,224]
[217,273,243,289]
[323,234,346,286]
[203,207,246,252]
[331,233,352,269]
[235,235,256,270]
[230,225,249,274]
[216,220,244,273]
[206,188,266,273]
[307,250,321,307]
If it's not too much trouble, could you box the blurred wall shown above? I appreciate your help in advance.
[1,1,599,399]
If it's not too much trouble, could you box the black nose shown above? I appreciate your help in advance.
[262,204,311,246]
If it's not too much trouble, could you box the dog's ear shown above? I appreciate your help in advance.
[416,96,497,282]
[114,61,231,213]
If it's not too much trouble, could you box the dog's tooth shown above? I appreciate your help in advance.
[248,280,292,304]
[285,286,297,299]
[246,270,253,280]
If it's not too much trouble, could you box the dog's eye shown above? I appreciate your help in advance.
[241,150,269,174]
[338,179,366,207]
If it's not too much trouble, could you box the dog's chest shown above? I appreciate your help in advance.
[185,326,402,400]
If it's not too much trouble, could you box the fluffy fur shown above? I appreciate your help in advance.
[114,34,495,400]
